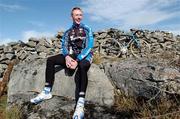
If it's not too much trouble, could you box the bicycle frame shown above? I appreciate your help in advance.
[120,32,141,49]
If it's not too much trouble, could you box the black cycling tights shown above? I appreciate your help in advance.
[45,54,91,103]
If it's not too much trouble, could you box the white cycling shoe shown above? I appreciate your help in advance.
[30,87,52,104]
[73,97,85,119]
[73,106,84,119]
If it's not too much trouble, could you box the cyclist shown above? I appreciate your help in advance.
[30,7,94,119]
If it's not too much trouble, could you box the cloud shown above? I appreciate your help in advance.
[28,21,46,27]
[0,3,25,12]
[22,30,54,42]
[0,38,16,46]
[0,30,54,45]
[81,0,180,27]
[170,30,180,35]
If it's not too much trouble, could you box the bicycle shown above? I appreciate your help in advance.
[98,29,151,59]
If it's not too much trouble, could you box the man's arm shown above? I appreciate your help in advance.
[76,25,94,61]
[62,30,69,57]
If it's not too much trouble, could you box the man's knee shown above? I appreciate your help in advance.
[78,60,90,69]
[47,57,54,64]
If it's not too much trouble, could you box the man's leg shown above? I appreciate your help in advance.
[73,59,91,118]
[77,59,90,99]
[45,54,66,88]
[31,54,66,104]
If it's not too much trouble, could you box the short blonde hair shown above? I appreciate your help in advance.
[71,7,83,16]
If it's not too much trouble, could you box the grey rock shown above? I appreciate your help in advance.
[5,53,16,60]
[25,47,36,52]
[0,45,5,50]
[152,32,164,43]
[102,59,180,99]
[7,93,124,119]
[8,59,114,106]
[17,50,28,60]
[0,63,8,70]
[0,68,4,77]
[0,64,7,77]
[27,41,37,48]
[3,46,14,54]
[97,32,108,39]
[28,37,39,43]
[7,42,19,47]
[38,38,52,48]
[36,45,48,53]
[0,54,8,62]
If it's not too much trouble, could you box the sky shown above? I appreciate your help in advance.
[0,0,180,45]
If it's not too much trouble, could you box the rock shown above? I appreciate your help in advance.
[7,42,19,47]
[25,47,36,52]
[37,38,52,48]
[5,53,16,60]
[152,31,165,43]
[7,93,123,119]
[102,59,180,99]
[27,40,37,48]
[0,54,8,62]
[16,50,28,60]
[28,37,39,43]
[56,31,64,39]
[8,59,115,106]
[0,45,4,50]
[0,63,8,70]
[0,68,4,77]
[24,53,40,62]
[36,45,48,53]
[3,46,14,54]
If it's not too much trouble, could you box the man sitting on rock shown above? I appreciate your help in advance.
[30,7,94,119]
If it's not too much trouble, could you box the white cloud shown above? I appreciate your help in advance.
[28,21,46,27]
[170,30,180,35]
[0,30,54,45]
[82,0,180,27]
[22,30,54,42]
[0,3,25,12]
[0,38,16,46]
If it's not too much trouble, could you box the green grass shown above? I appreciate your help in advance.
[0,95,22,119]
[114,91,180,119]
[0,95,7,119]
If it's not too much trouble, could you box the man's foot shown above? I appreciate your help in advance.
[73,106,84,119]
[30,87,52,104]
[73,97,85,119]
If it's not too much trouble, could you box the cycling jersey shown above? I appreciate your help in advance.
[61,23,94,62]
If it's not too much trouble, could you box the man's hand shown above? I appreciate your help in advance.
[65,55,78,69]
[69,60,78,69]
[65,55,74,68]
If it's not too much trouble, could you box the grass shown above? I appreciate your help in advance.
[0,95,22,119]
[0,95,7,119]
[114,90,180,119]
[6,105,22,119]
[149,50,179,68]
[92,52,103,64]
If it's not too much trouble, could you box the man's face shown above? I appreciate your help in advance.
[71,9,83,24]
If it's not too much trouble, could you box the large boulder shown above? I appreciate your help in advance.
[7,93,123,119]
[101,59,180,99]
[8,58,115,106]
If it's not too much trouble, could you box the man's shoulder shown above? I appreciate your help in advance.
[64,26,73,34]
[81,23,92,32]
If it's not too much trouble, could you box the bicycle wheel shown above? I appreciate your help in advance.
[130,39,151,59]
[100,38,121,58]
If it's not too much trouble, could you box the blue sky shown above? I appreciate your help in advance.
[0,0,180,45]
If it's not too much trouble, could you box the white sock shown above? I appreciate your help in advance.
[43,87,51,94]
[77,97,85,108]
